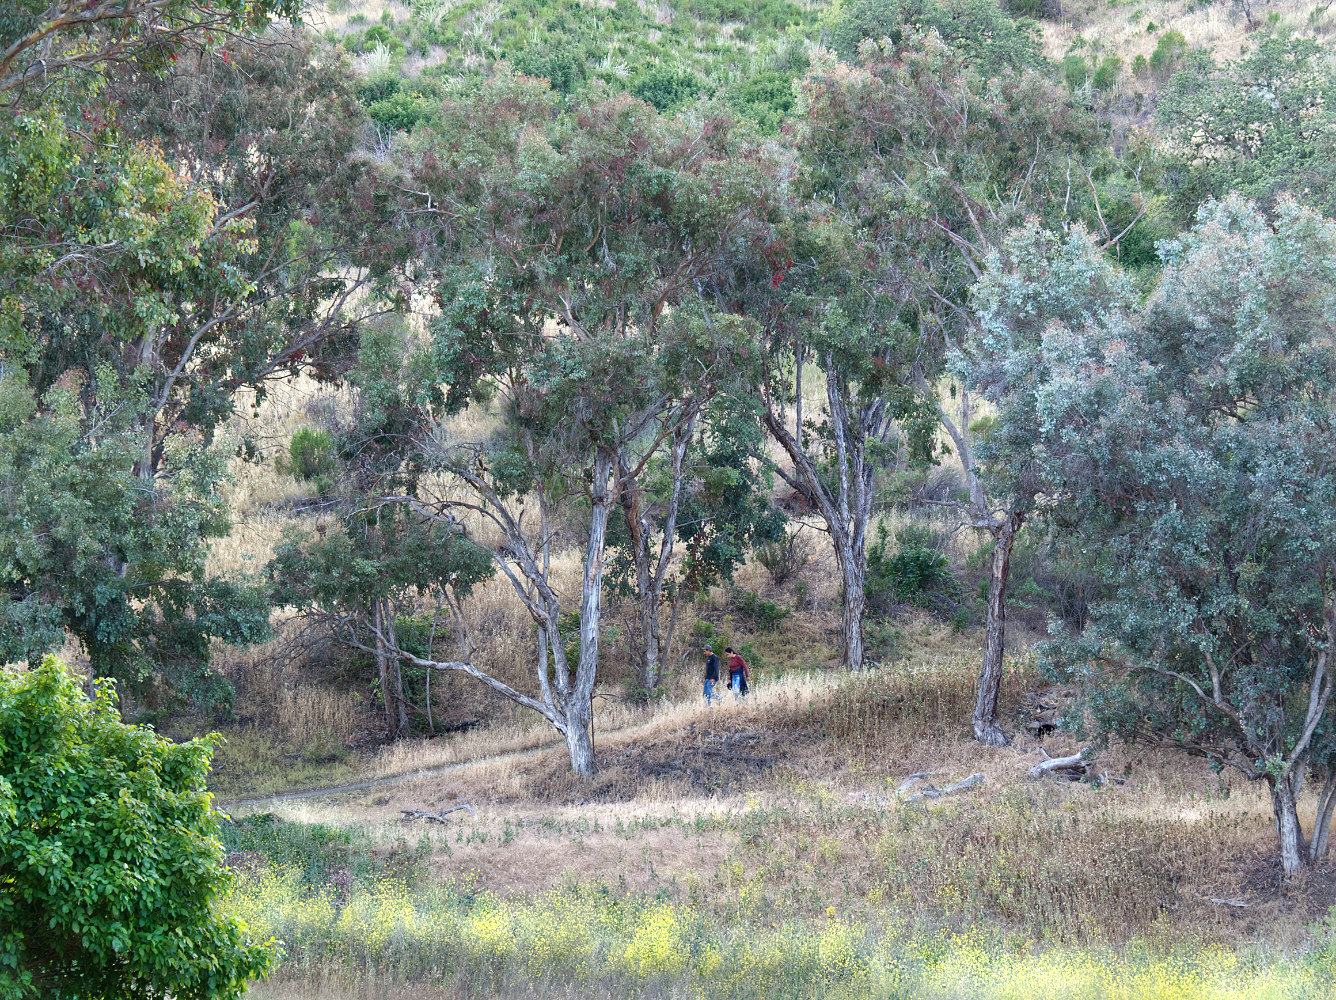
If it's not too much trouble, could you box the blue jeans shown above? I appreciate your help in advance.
[704,678,718,704]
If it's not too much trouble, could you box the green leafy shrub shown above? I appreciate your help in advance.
[368,91,435,131]
[278,427,337,494]
[1092,55,1121,89]
[832,0,1044,74]
[1063,53,1088,89]
[356,72,402,105]
[514,44,588,94]
[0,657,275,997]
[1148,30,1186,73]
[731,588,790,629]
[866,522,956,609]
[631,66,702,110]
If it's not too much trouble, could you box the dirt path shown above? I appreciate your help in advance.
[215,739,560,813]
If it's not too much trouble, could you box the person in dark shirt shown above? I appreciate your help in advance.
[702,644,721,705]
[725,646,749,702]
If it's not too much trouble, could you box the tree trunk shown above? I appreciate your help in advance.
[373,601,393,737]
[974,513,1021,747]
[386,609,409,739]
[1271,775,1306,876]
[567,448,614,777]
[1311,771,1336,862]
[837,541,866,672]
[562,696,597,775]
[638,585,663,690]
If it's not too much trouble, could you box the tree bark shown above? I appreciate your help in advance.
[1271,775,1306,876]
[566,448,614,776]
[373,601,393,737]
[839,560,866,673]
[974,513,1021,747]
[562,693,597,775]
[1311,771,1336,862]
[386,608,409,739]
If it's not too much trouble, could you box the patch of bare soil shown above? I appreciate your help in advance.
[1204,852,1336,938]
[596,725,798,798]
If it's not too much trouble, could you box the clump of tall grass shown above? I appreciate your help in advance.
[231,869,1336,1000]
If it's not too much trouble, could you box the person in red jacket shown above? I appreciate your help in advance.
[725,647,749,702]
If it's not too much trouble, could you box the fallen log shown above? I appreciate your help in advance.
[904,773,985,803]
[401,796,477,823]
[1028,747,1093,780]
[896,771,941,796]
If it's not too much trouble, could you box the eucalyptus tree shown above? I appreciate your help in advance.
[734,208,931,673]
[0,7,385,706]
[794,29,1107,737]
[268,505,494,739]
[0,0,298,99]
[357,81,774,773]
[1039,197,1336,876]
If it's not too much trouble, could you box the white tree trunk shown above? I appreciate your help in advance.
[839,556,866,673]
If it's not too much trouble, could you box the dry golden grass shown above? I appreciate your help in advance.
[227,615,1326,948]
[1043,0,1335,68]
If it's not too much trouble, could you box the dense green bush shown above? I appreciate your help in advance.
[631,65,703,111]
[279,427,337,494]
[866,523,957,610]
[0,658,275,998]
[832,0,1043,74]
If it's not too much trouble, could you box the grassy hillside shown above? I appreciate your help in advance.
[220,622,1336,997]
[178,1,1336,995]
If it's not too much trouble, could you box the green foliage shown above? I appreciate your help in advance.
[831,0,1044,75]
[1158,33,1336,219]
[514,43,588,95]
[1062,53,1089,90]
[730,588,791,629]
[630,65,702,111]
[1037,197,1336,833]
[0,366,269,711]
[0,657,275,998]
[1091,55,1121,89]
[865,523,955,609]
[1147,30,1186,73]
[278,427,337,494]
[1,29,377,707]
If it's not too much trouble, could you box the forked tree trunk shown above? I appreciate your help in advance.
[618,419,692,691]
[974,513,1022,747]
[764,358,881,673]
[397,445,616,777]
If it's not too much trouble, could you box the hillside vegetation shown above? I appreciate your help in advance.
[7,0,1336,994]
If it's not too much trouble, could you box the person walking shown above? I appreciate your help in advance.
[725,647,749,702]
[702,644,721,706]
